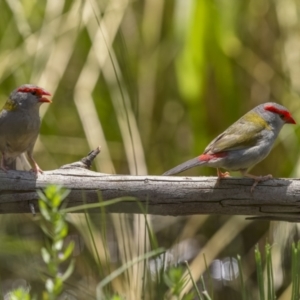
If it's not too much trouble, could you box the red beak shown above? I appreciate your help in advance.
[285,116,296,124]
[37,88,52,103]
[38,97,52,103]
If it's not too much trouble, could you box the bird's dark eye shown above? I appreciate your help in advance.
[279,114,284,119]
[31,91,37,95]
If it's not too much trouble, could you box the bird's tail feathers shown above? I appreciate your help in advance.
[163,157,204,176]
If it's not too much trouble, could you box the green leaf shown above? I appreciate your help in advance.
[43,185,65,209]
[54,239,63,251]
[54,220,68,239]
[38,200,51,221]
[52,194,62,208]
[37,190,48,203]
[110,296,123,300]
[59,241,75,262]
[9,287,31,300]
[60,259,75,281]
[53,277,63,295]
[45,279,54,293]
[48,261,58,275]
[39,224,53,239]
[41,247,51,264]
[59,189,70,201]
[164,266,188,296]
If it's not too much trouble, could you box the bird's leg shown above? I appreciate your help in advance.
[27,154,43,176]
[0,153,8,172]
[216,168,231,185]
[240,170,272,193]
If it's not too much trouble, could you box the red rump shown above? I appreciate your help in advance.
[199,152,227,161]
[264,104,296,124]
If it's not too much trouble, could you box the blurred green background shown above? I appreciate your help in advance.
[0,0,300,299]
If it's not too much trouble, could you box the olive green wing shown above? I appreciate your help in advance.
[204,111,271,154]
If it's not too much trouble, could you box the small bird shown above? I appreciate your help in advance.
[163,102,296,191]
[0,84,51,175]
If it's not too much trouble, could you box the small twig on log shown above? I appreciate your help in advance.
[60,146,101,170]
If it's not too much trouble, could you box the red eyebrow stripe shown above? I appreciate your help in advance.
[17,87,51,96]
[264,104,290,118]
[264,104,296,124]
[17,87,31,93]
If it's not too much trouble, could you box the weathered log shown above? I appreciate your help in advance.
[0,147,300,220]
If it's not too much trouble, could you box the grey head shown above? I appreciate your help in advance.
[253,102,296,132]
[8,84,52,112]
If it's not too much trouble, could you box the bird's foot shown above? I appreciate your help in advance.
[241,172,273,192]
[216,169,231,185]
[27,156,43,177]
[31,164,43,177]
[250,174,272,193]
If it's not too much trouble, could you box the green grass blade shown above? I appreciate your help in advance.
[265,244,274,300]
[60,197,136,213]
[255,245,265,300]
[96,248,164,298]
[237,255,247,300]
[203,253,213,299]
[202,290,212,300]
[184,261,203,300]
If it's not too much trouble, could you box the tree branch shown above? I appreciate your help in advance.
[0,147,299,220]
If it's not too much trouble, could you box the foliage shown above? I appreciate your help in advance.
[6,286,33,300]
[5,184,300,299]
[37,186,74,299]
[291,242,300,300]
[0,0,300,299]
[163,266,195,300]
